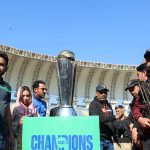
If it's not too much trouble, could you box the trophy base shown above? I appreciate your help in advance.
[56,105,77,117]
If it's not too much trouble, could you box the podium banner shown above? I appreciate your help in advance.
[22,116,100,150]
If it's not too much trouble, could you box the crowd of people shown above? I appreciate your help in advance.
[0,49,150,150]
[89,49,150,150]
[0,51,48,150]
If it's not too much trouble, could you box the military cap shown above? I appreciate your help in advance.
[144,49,150,59]
[125,79,139,91]
[136,63,148,72]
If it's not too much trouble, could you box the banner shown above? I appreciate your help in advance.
[22,116,100,150]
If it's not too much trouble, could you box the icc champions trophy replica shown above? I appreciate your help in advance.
[55,50,77,116]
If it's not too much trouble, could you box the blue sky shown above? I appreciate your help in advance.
[0,0,150,65]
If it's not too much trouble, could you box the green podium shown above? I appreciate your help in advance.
[22,116,100,150]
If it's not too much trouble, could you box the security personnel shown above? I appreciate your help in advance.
[125,79,143,150]
[127,78,150,150]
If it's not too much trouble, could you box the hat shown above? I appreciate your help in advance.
[96,84,109,92]
[136,63,148,72]
[144,49,150,59]
[115,105,124,110]
[125,79,139,91]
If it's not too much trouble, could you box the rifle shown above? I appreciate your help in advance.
[137,81,150,118]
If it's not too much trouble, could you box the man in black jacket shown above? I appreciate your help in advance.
[89,83,117,150]
[114,105,132,150]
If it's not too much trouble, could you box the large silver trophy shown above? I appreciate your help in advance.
[55,50,77,116]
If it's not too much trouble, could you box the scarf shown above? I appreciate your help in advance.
[16,86,37,116]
